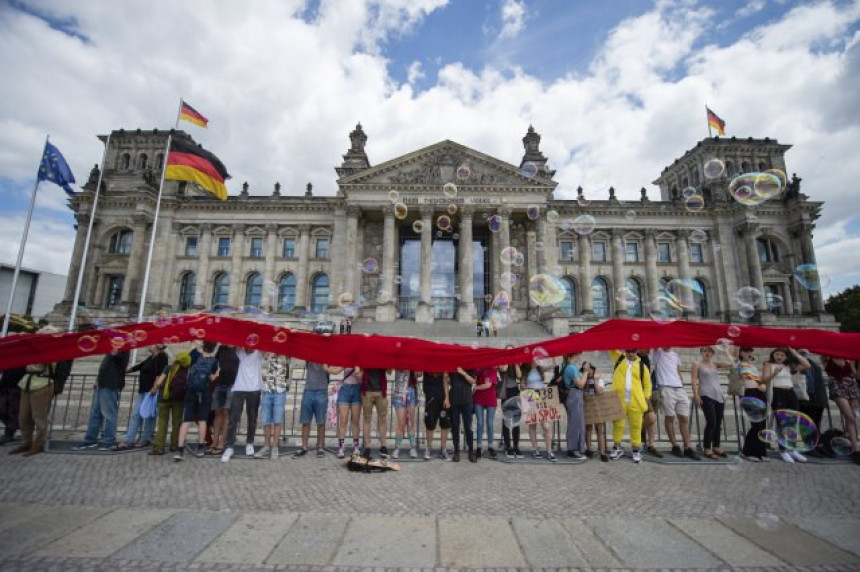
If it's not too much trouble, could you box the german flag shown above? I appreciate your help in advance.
[165,139,230,200]
[706,107,726,136]
[179,100,209,128]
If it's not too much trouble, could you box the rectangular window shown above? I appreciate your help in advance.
[559,241,574,262]
[690,243,704,264]
[315,238,329,259]
[217,237,230,257]
[592,242,607,262]
[250,237,263,258]
[282,238,296,258]
[106,276,124,308]
[184,236,198,257]
[658,243,672,263]
[625,242,639,263]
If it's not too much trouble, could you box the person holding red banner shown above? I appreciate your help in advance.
[608,349,652,463]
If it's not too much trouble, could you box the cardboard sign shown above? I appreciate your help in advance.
[523,386,564,425]
[584,392,626,425]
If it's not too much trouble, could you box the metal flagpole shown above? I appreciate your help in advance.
[68,133,111,333]
[134,99,183,326]
[705,104,713,138]
[2,135,49,338]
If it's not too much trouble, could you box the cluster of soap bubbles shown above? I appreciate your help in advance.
[732,286,762,319]
[728,169,787,207]
[681,186,706,213]
[794,263,830,291]
[528,274,566,306]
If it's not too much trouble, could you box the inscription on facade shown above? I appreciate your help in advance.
[402,197,500,205]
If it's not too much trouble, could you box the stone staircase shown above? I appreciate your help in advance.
[350,318,553,347]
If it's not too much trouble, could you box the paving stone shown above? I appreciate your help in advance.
[37,508,175,558]
[331,515,436,568]
[668,517,784,567]
[720,516,860,566]
[438,516,526,568]
[267,513,348,565]
[112,511,237,562]
[557,517,620,568]
[0,503,53,533]
[588,516,725,568]
[787,516,860,558]
[0,506,110,557]
[194,512,298,564]
[510,517,589,567]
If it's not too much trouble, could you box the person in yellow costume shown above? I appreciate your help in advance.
[607,349,652,463]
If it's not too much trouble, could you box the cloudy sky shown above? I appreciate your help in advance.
[1,0,858,299]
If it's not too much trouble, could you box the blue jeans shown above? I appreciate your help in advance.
[84,387,120,446]
[122,392,156,445]
[475,405,496,449]
[261,391,287,426]
[300,389,328,425]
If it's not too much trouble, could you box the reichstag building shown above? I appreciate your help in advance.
[58,124,833,335]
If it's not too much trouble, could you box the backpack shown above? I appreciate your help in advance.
[167,367,188,402]
[187,355,216,392]
[555,364,576,403]
[49,360,74,395]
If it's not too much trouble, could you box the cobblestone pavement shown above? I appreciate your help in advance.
[0,445,858,571]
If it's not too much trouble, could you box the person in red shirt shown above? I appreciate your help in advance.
[473,367,499,459]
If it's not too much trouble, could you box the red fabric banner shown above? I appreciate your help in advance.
[1,315,858,372]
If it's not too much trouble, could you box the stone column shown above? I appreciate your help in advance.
[676,230,694,313]
[457,207,475,323]
[611,229,626,317]
[153,216,176,309]
[227,224,246,307]
[796,223,825,313]
[415,206,435,324]
[782,278,795,316]
[714,222,740,320]
[535,218,547,274]
[64,213,91,301]
[193,224,213,308]
[490,221,499,295]
[543,217,559,275]
[578,236,593,316]
[294,224,311,311]
[498,207,512,298]
[264,223,278,310]
[741,222,768,312]
[644,230,659,306]
[377,205,397,322]
[121,214,148,303]
[329,206,347,303]
[344,207,360,301]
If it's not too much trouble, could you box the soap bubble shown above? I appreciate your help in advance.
[756,513,780,532]
[520,162,538,179]
[394,203,408,220]
[502,396,523,428]
[273,330,288,343]
[488,215,503,233]
[442,182,458,198]
[830,436,853,456]
[690,229,707,243]
[527,205,540,220]
[572,214,596,236]
[412,220,424,233]
[532,346,553,369]
[727,325,741,338]
[388,190,400,203]
[685,194,705,212]
[740,397,767,423]
[447,203,458,215]
[774,409,818,452]
[437,215,451,231]
[625,210,637,221]
[377,290,390,304]
[754,172,783,199]
[766,294,784,312]
[576,195,590,207]
[452,232,459,239]
[456,164,471,180]
[765,168,787,190]
[648,297,682,324]
[738,303,756,319]
[500,272,517,290]
[682,186,698,198]
[512,251,525,267]
[77,335,99,352]
[733,286,762,308]
[393,275,403,285]
[535,241,544,251]
[666,278,704,311]
[759,429,779,447]
[500,246,518,265]
[245,333,260,347]
[703,158,725,179]
[616,286,637,310]
[528,274,566,306]
[546,210,559,223]
[362,258,379,274]
[794,264,823,291]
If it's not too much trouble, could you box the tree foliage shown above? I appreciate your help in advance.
[825,285,860,332]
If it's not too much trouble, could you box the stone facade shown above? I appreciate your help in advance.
[57,125,834,334]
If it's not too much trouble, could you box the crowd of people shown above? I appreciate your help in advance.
[1,337,858,467]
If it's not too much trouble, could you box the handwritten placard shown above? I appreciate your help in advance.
[523,387,564,425]
[583,392,626,425]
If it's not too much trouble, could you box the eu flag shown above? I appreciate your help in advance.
[38,142,76,195]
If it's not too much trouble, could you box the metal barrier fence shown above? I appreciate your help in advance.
[39,371,850,453]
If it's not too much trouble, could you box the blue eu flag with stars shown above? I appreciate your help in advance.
[38,142,76,195]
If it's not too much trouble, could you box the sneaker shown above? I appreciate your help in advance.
[193,446,205,458]
[648,446,665,459]
[600,453,609,462]
[779,451,795,463]
[572,451,584,460]
[684,448,701,461]
[353,444,361,456]
[271,447,279,460]
[790,450,807,463]
[567,450,576,458]
[505,449,514,459]
[409,447,418,459]
[742,454,760,462]
[316,448,325,457]
[379,446,389,458]
[547,452,558,462]
[488,448,497,459]
[391,448,399,459]
[670,445,682,458]
[476,448,482,459]
[514,449,524,459]
[174,449,184,462]
[533,450,542,459]
[254,446,271,459]
[632,449,643,463]
[97,444,116,451]
[452,451,461,462]
[72,443,97,451]
[468,450,477,463]
[221,447,234,463]
[584,450,595,458]
[423,447,431,460]
[609,447,624,460]
[245,444,255,457]
[293,448,308,458]
[363,447,372,459]
[337,444,345,458]
[438,450,450,461]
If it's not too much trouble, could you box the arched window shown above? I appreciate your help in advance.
[624,277,644,317]
[311,274,329,314]
[278,273,296,312]
[591,277,610,319]
[725,160,735,177]
[756,238,779,263]
[119,153,131,170]
[245,272,262,308]
[178,272,196,311]
[694,278,709,317]
[560,277,576,316]
[138,153,148,170]
[155,153,164,170]
[108,230,133,254]
[211,273,230,307]
[758,161,768,171]
[741,161,751,173]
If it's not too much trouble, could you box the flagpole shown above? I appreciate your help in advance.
[705,104,713,138]
[134,101,183,327]
[67,134,111,333]
[2,136,49,337]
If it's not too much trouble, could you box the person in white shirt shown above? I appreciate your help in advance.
[221,347,263,463]
[651,348,699,460]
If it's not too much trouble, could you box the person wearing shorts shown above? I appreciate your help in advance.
[361,368,391,457]
[256,353,289,460]
[391,370,419,459]
[175,341,219,461]
[651,348,699,460]
[294,362,342,458]
[422,371,451,460]
[336,366,363,458]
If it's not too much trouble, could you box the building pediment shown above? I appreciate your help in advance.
[338,140,557,191]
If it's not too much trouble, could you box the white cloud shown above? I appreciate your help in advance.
[736,0,767,19]
[406,60,425,84]
[0,0,858,295]
[499,0,527,40]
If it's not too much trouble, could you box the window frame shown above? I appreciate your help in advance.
[249,237,263,259]
[690,242,704,264]
[559,240,575,262]
[178,272,196,311]
[184,236,198,257]
[657,242,672,263]
[591,241,607,263]
[217,237,231,257]
[282,238,296,259]
[624,241,639,263]
[315,237,330,259]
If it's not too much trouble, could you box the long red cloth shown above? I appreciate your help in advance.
[0,315,858,371]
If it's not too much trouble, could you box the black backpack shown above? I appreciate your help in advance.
[49,360,74,395]
[552,364,570,403]
[614,355,647,390]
